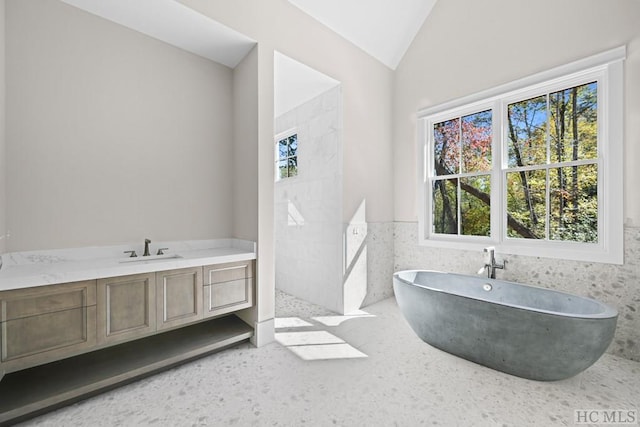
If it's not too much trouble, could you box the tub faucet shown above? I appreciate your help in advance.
[480,247,505,279]
[143,238,151,257]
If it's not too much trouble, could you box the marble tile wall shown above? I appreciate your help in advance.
[275,86,344,313]
[361,222,395,308]
[342,219,368,313]
[274,86,396,314]
[393,221,640,362]
[340,220,396,313]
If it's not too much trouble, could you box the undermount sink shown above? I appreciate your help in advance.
[119,254,183,263]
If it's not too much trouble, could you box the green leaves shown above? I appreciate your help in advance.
[430,81,599,243]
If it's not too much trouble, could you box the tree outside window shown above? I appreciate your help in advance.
[419,48,624,264]
[506,82,598,243]
[429,82,599,244]
[432,110,492,237]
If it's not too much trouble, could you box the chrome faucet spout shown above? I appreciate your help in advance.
[143,238,151,257]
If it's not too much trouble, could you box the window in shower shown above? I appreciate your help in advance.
[418,47,624,264]
[275,130,298,180]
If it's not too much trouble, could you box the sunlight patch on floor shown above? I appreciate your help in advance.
[274,316,369,361]
[276,331,343,346]
[312,310,375,327]
[287,343,368,361]
[274,317,313,328]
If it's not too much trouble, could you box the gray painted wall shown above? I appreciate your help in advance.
[177,0,395,324]
[233,46,259,243]
[0,0,6,254]
[4,0,234,251]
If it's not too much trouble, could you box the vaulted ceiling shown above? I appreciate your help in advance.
[287,0,437,69]
[60,0,256,68]
[60,0,437,70]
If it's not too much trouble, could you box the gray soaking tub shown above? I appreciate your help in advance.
[393,270,618,381]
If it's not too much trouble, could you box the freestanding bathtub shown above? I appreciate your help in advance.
[393,270,618,381]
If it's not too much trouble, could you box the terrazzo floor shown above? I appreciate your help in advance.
[17,290,640,426]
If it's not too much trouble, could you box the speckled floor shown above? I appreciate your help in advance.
[17,290,640,426]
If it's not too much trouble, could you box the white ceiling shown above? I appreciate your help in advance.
[60,0,256,68]
[62,0,436,71]
[287,0,438,70]
[274,52,340,117]
[60,0,436,115]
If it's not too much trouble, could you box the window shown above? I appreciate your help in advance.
[505,82,598,243]
[275,130,298,180]
[418,47,625,264]
[432,109,493,237]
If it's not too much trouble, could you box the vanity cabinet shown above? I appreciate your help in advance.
[0,280,97,374]
[0,261,253,376]
[97,273,156,345]
[203,260,254,318]
[0,254,256,424]
[156,267,203,330]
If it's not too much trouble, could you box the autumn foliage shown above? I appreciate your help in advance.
[431,82,598,243]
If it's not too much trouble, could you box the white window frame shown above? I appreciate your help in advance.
[274,128,298,182]
[417,47,625,264]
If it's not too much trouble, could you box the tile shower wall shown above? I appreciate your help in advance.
[362,222,395,307]
[275,86,344,313]
[394,221,640,362]
[343,221,395,311]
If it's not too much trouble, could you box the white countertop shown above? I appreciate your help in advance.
[0,239,256,291]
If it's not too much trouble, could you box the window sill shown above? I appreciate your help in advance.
[417,234,623,265]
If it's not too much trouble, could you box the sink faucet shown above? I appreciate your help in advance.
[479,246,505,279]
[143,238,151,257]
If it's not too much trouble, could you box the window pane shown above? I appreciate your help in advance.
[549,164,597,242]
[433,118,460,175]
[507,95,547,167]
[461,175,491,236]
[288,158,298,178]
[278,139,288,160]
[288,134,298,157]
[278,160,288,179]
[432,179,458,234]
[461,110,492,173]
[506,169,546,239]
[550,82,597,163]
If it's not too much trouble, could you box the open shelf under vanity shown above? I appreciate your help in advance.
[0,314,253,425]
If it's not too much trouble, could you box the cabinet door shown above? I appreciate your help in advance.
[97,273,156,345]
[156,267,203,331]
[203,261,254,318]
[0,281,96,373]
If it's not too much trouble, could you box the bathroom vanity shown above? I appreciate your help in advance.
[0,239,256,424]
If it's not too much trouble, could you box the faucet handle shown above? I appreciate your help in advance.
[156,248,168,255]
[124,250,137,258]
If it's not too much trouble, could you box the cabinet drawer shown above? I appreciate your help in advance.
[1,306,96,362]
[0,280,96,322]
[204,261,254,285]
[204,276,254,318]
[0,281,97,372]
